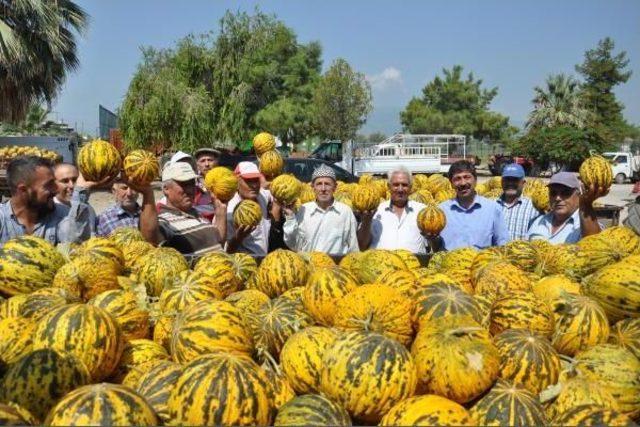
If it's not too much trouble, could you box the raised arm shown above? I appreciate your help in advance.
[579,184,607,238]
[137,186,162,246]
[356,210,375,251]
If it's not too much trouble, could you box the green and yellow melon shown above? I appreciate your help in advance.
[159,269,224,313]
[77,138,122,182]
[552,404,635,427]
[413,283,483,329]
[417,204,447,235]
[489,291,555,337]
[609,318,640,360]
[225,289,270,318]
[135,247,189,297]
[253,132,276,155]
[580,153,613,190]
[204,166,238,203]
[0,316,35,364]
[274,394,351,427]
[545,374,620,420]
[351,184,380,212]
[303,267,358,325]
[380,394,472,427]
[582,261,640,323]
[551,293,610,356]
[255,249,309,298]
[122,149,159,187]
[469,379,548,426]
[271,174,302,205]
[111,338,169,383]
[19,287,79,321]
[134,360,183,424]
[88,289,150,341]
[0,402,38,426]
[259,149,284,180]
[233,199,263,228]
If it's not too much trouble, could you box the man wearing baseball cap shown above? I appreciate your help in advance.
[497,164,540,240]
[137,161,227,256]
[225,161,277,256]
[281,163,358,255]
[527,171,605,244]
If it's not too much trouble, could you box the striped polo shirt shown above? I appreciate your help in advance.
[158,205,223,256]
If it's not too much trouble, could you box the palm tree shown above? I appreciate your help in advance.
[0,0,89,123]
[526,74,592,130]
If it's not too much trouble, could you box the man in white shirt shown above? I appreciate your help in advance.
[226,162,275,256]
[282,164,359,255]
[357,166,428,254]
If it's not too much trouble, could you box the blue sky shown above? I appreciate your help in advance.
[53,0,640,137]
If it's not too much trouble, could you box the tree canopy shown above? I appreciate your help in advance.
[400,65,516,144]
[0,0,89,123]
[119,10,336,152]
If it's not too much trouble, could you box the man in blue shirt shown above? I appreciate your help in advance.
[427,160,510,251]
[496,164,540,240]
[527,172,605,244]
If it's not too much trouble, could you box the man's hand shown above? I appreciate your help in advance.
[580,184,609,209]
[234,225,256,242]
[76,173,115,191]
[420,231,441,241]
[213,197,227,216]
[358,210,375,224]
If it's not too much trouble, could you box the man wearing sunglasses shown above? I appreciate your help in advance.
[527,171,605,244]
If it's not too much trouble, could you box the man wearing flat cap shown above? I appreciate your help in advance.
[282,164,359,255]
[137,162,227,256]
[527,171,606,244]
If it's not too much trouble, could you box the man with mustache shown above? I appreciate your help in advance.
[138,161,227,256]
[0,156,98,244]
[527,172,605,244]
[96,179,141,236]
[427,160,510,251]
[357,166,428,254]
[497,164,540,240]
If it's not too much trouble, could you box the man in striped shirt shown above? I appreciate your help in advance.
[496,164,540,240]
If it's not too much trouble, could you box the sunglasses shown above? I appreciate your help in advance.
[549,186,577,199]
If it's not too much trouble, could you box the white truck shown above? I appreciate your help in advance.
[310,134,476,176]
[602,152,640,183]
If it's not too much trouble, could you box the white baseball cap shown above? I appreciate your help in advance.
[234,161,261,179]
[162,162,198,182]
[169,151,193,164]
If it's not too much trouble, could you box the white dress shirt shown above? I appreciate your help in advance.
[370,200,428,254]
[283,200,359,255]
[226,189,272,256]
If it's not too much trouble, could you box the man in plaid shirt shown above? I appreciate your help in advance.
[96,179,141,236]
[496,164,540,240]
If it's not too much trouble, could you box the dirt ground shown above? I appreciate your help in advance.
[87,178,638,223]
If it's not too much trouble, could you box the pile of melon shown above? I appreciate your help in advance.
[0,146,61,165]
[0,220,639,426]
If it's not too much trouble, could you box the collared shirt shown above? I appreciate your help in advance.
[0,188,93,245]
[283,200,359,255]
[527,209,582,244]
[157,205,222,256]
[226,189,272,256]
[439,195,510,250]
[497,195,541,241]
[96,203,141,237]
[369,200,428,254]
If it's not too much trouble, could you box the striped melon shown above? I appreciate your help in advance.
[413,283,483,329]
[489,291,555,337]
[0,402,37,426]
[503,239,539,271]
[545,374,620,420]
[300,251,336,269]
[271,174,302,205]
[582,261,640,323]
[225,289,270,318]
[469,379,548,426]
[609,318,640,359]
[573,344,640,418]
[245,296,314,359]
[159,269,224,313]
[475,261,532,300]
[45,383,159,426]
[553,404,635,427]
[436,247,478,294]
[168,352,273,426]
[108,226,145,248]
[0,235,65,296]
[259,149,284,179]
[232,252,258,283]
[351,249,407,284]
[320,331,417,424]
[204,166,238,203]
[233,199,263,228]
[351,184,380,212]
[375,269,420,298]
[275,394,351,426]
[394,249,421,270]
[494,328,561,394]
[0,349,91,421]
[298,184,316,204]
[262,362,296,410]
[135,247,189,297]
[152,314,175,351]
[333,283,413,346]
[134,360,182,424]
[0,316,35,363]
[411,315,500,403]
[123,149,159,187]
[121,240,154,272]
[170,299,253,363]
[75,236,125,269]
[380,395,472,427]
[417,204,447,235]
[111,338,169,383]
[579,153,613,189]
[194,252,242,296]
[0,294,28,320]
[280,286,305,306]
[303,267,358,325]
[532,274,581,304]
[19,287,79,321]
[88,289,150,342]
[280,326,339,394]
[470,246,508,283]
[253,132,276,155]
[53,255,121,301]
[32,303,124,381]
[551,293,610,356]
[121,359,167,390]
[409,188,435,204]
[77,139,123,182]
[255,249,309,298]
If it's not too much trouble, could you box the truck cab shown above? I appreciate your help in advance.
[602,152,640,184]
[310,141,342,163]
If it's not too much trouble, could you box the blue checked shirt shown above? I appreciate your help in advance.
[496,195,541,241]
[96,203,141,237]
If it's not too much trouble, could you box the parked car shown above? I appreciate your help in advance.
[217,153,358,183]
[602,152,640,183]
